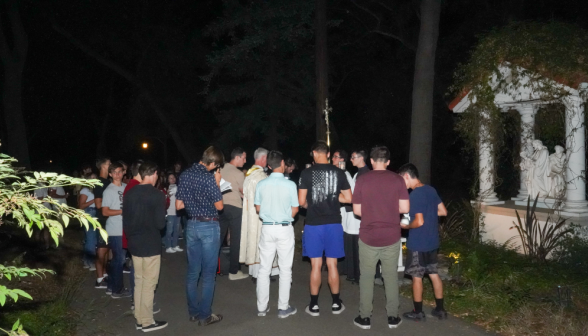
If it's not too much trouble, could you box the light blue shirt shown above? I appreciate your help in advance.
[254,173,299,223]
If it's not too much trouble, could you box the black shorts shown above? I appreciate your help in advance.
[405,249,438,278]
[96,220,108,248]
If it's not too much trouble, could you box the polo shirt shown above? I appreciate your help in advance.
[177,163,222,218]
[254,173,299,223]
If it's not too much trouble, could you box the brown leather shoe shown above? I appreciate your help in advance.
[198,313,223,326]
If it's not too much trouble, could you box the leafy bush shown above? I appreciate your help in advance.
[511,196,572,262]
[0,152,105,335]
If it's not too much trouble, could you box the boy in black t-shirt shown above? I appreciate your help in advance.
[298,141,352,317]
[94,157,111,289]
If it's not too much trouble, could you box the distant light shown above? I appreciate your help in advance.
[142,143,148,149]
[49,160,52,163]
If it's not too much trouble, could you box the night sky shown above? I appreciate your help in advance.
[3,0,588,197]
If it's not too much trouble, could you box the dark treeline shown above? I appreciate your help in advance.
[2,0,588,198]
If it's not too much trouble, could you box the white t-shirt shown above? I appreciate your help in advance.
[167,184,177,216]
[102,182,126,236]
[79,187,95,208]
[34,185,51,209]
[49,186,68,207]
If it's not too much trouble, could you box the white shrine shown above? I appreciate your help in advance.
[450,63,588,245]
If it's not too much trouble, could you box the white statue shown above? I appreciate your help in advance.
[548,145,565,198]
[520,139,534,195]
[522,140,551,198]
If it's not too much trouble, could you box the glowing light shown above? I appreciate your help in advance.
[49,160,53,163]
[142,142,148,149]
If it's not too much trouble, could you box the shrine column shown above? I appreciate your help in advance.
[478,110,501,203]
[563,95,588,213]
[514,104,538,200]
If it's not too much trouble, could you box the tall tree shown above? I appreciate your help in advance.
[0,0,30,168]
[409,0,441,183]
[203,0,316,150]
[315,0,328,142]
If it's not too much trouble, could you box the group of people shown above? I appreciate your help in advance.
[65,140,447,333]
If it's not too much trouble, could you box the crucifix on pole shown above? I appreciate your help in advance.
[324,98,332,148]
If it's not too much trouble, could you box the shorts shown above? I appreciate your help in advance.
[405,249,438,278]
[302,223,344,259]
[96,220,108,248]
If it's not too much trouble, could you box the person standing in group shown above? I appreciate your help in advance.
[219,148,247,280]
[165,172,182,253]
[351,145,409,330]
[331,150,354,277]
[94,157,112,289]
[176,146,225,326]
[254,151,299,319]
[123,161,168,332]
[398,163,448,321]
[298,141,352,316]
[342,150,370,284]
[284,158,297,180]
[79,172,98,271]
[102,161,130,298]
[123,160,144,311]
[241,148,279,282]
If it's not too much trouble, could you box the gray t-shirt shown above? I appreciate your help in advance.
[103,182,126,236]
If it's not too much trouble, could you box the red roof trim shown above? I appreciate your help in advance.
[448,89,470,110]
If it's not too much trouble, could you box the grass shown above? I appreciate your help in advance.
[400,237,588,335]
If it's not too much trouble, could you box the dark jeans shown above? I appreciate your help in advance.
[344,232,360,281]
[83,207,97,266]
[107,236,124,294]
[186,220,220,320]
[219,205,243,274]
[165,215,181,249]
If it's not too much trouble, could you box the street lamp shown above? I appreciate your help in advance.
[140,137,168,168]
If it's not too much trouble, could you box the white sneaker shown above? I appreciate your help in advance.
[165,248,176,253]
[228,271,249,280]
[174,246,183,252]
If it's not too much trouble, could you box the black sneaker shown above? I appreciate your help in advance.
[141,321,167,333]
[198,313,223,326]
[123,265,131,274]
[305,304,320,317]
[403,310,426,321]
[388,316,402,328]
[353,316,371,330]
[95,279,107,289]
[431,308,448,320]
[135,323,142,330]
[332,300,345,314]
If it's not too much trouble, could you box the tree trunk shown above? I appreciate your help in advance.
[408,0,441,183]
[0,0,30,168]
[315,0,328,142]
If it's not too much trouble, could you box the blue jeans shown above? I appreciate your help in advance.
[186,220,220,319]
[107,236,124,294]
[83,207,97,266]
[165,215,180,249]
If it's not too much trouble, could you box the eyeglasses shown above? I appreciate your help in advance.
[351,156,361,160]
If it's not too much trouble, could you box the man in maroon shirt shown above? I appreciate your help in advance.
[351,145,409,330]
[123,160,143,311]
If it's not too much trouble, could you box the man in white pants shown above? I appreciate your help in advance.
[254,150,299,318]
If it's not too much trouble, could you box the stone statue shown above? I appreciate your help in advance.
[548,145,566,198]
[521,140,551,198]
[520,139,534,195]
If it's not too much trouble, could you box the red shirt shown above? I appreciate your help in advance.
[352,170,409,247]
[122,179,141,248]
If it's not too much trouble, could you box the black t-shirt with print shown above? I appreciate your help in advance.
[299,164,350,225]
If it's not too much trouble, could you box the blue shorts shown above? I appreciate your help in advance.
[302,223,344,258]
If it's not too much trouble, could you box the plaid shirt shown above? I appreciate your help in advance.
[176,163,222,218]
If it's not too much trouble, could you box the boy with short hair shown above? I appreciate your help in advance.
[102,161,129,298]
[398,163,448,321]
